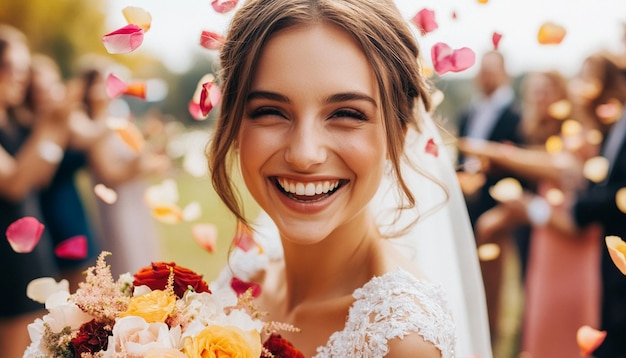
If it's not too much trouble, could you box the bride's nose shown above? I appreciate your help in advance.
[284,120,328,171]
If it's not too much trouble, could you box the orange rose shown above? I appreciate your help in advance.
[133,262,210,298]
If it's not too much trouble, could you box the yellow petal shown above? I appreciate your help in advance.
[151,204,183,224]
[616,187,626,214]
[489,177,523,202]
[547,99,571,120]
[577,325,607,356]
[606,236,626,275]
[583,156,610,183]
[537,22,566,45]
[478,243,500,261]
[122,6,152,32]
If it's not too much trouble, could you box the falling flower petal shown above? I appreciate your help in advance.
[200,81,222,117]
[182,201,202,222]
[144,179,179,207]
[192,223,217,253]
[94,183,118,204]
[55,235,88,260]
[606,235,626,275]
[451,11,458,20]
[106,73,128,99]
[489,177,523,202]
[233,223,262,253]
[6,216,44,253]
[431,42,476,75]
[616,188,626,214]
[477,0,489,3]
[492,32,502,50]
[545,135,563,154]
[424,138,439,157]
[596,98,624,125]
[583,156,609,183]
[26,277,70,304]
[122,6,152,32]
[188,101,204,120]
[478,243,500,261]
[199,30,225,50]
[151,204,184,224]
[230,277,261,298]
[537,22,566,45]
[577,325,607,356]
[548,99,572,120]
[411,8,438,35]
[109,120,145,153]
[211,0,238,13]
[545,188,565,206]
[102,24,144,54]
[124,81,147,100]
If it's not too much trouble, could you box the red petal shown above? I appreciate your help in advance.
[200,82,222,117]
[54,235,88,260]
[411,8,438,35]
[6,217,44,253]
[102,24,144,54]
[425,138,439,157]
[492,32,502,50]
[431,42,476,75]
[231,276,261,298]
[211,0,238,13]
[199,30,225,50]
[106,73,128,99]
[188,100,205,120]
[451,11,458,20]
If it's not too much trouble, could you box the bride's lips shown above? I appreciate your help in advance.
[269,176,348,214]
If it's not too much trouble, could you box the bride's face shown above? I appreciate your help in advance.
[238,23,387,244]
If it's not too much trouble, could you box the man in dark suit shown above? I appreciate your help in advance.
[574,110,626,357]
[456,50,524,343]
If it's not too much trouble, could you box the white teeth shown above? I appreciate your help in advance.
[278,178,341,196]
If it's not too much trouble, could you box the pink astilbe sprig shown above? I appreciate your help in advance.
[71,251,131,322]
[262,321,301,336]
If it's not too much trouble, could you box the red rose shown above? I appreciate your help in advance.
[71,319,111,356]
[133,262,211,298]
[262,334,305,358]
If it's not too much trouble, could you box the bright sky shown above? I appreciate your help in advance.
[106,0,626,78]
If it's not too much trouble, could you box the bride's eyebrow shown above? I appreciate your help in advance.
[247,90,290,103]
[247,90,377,107]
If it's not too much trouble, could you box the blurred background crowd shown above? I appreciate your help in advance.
[1,0,626,357]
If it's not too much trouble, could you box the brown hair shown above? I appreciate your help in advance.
[209,0,432,227]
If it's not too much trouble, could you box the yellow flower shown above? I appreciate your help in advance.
[183,325,262,358]
[120,289,176,323]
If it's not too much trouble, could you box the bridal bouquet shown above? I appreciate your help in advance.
[23,251,303,358]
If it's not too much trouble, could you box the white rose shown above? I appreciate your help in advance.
[43,291,92,333]
[105,316,181,355]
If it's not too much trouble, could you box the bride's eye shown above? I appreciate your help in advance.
[330,109,368,121]
[248,107,286,120]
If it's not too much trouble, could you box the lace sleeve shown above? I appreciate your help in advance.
[314,270,456,358]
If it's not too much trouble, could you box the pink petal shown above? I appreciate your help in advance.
[188,100,205,120]
[106,73,128,99]
[431,42,476,75]
[411,8,438,35]
[233,223,259,252]
[577,325,606,356]
[6,217,44,253]
[425,138,439,157]
[54,235,88,260]
[231,277,261,298]
[211,0,238,14]
[199,30,225,50]
[102,24,144,54]
[192,224,218,253]
[492,32,502,50]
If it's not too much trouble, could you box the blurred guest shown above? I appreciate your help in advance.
[456,50,524,343]
[74,58,169,277]
[0,24,71,357]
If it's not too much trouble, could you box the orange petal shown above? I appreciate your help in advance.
[94,183,118,204]
[124,81,147,100]
[583,156,610,183]
[151,204,184,224]
[577,325,607,356]
[606,236,626,275]
[192,223,218,253]
[489,177,523,202]
[616,187,626,214]
[122,6,152,32]
[547,99,572,120]
[477,0,488,3]
[537,22,566,45]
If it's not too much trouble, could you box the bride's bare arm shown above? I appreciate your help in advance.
[385,333,441,358]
